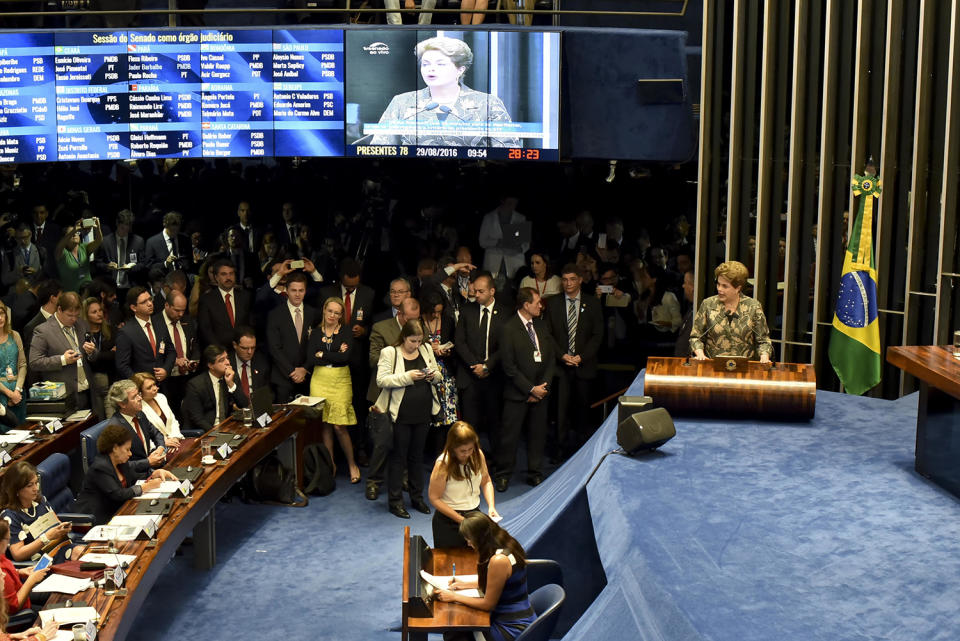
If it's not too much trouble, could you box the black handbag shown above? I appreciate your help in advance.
[368,346,398,446]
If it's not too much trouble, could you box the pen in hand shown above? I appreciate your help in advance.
[449,562,456,588]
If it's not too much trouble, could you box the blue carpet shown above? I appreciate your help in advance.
[129,378,960,641]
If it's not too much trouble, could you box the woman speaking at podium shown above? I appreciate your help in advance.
[690,260,773,362]
[436,513,536,641]
[370,36,520,148]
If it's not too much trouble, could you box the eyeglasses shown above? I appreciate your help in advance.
[390,289,410,295]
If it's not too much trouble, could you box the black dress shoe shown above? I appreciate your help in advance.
[526,473,544,487]
[495,477,509,493]
[356,449,369,467]
[411,498,431,514]
[365,483,379,501]
[389,503,411,519]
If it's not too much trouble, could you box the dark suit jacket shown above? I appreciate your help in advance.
[32,221,62,268]
[159,311,201,365]
[4,290,38,334]
[230,350,271,401]
[372,307,397,324]
[95,233,146,284]
[75,454,152,525]
[454,300,510,389]
[501,314,557,402]
[225,249,261,288]
[28,315,99,401]
[197,287,252,349]
[115,314,175,379]
[181,371,250,432]
[544,293,604,379]
[107,411,166,463]
[144,231,192,272]
[267,302,317,387]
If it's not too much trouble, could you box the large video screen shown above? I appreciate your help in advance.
[0,27,559,163]
[345,30,560,161]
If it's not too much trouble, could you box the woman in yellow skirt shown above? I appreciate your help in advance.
[308,297,361,484]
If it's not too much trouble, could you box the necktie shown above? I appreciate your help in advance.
[241,362,250,399]
[480,307,490,361]
[526,321,538,348]
[132,416,147,451]
[294,307,303,342]
[63,326,88,390]
[172,320,184,359]
[22,247,29,264]
[567,298,578,355]
[145,321,157,358]
[343,292,352,322]
[215,379,225,424]
[225,292,235,326]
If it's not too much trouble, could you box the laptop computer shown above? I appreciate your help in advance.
[500,222,532,251]
[250,386,275,419]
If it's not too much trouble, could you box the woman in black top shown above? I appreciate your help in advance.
[374,320,442,519]
[83,296,116,420]
[307,297,361,484]
[420,286,459,455]
[74,423,177,525]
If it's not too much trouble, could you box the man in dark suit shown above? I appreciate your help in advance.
[372,277,412,323]
[95,209,146,294]
[496,288,556,491]
[454,272,509,457]
[198,258,253,349]
[28,292,100,415]
[116,286,175,381]
[230,325,271,405]
[544,264,604,456]
[159,290,200,403]
[276,201,300,250]
[144,211,192,274]
[236,200,264,255]
[224,224,261,290]
[269,271,316,403]
[319,259,375,461]
[30,203,61,276]
[364,297,420,500]
[106,379,167,469]
[21,278,61,359]
[181,344,249,432]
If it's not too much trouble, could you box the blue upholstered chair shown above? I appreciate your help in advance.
[525,559,564,594]
[80,418,110,473]
[35,452,94,530]
[514,583,565,641]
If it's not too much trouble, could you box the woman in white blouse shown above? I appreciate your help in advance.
[427,421,498,547]
[131,372,183,445]
[518,252,561,300]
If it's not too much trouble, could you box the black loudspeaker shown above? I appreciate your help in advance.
[616,396,676,454]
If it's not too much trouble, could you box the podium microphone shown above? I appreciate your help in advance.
[403,102,440,119]
[437,105,465,121]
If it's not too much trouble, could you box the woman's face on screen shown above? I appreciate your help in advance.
[420,50,463,89]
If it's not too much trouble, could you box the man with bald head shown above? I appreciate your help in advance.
[364,296,421,500]
[29,292,100,415]
[161,289,200,405]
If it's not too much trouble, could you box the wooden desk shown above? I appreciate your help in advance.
[644,356,817,419]
[887,345,960,498]
[401,526,489,641]
[3,415,96,467]
[38,407,307,641]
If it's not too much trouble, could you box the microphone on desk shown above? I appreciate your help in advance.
[685,312,728,366]
[403,102,440,120]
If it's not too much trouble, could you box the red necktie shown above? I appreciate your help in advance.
[172,321,184,359]
[344,291,352,321]
[133,417,147,450]
[225,292,235,326]
[240,362,250,399]
[145,321,157,358]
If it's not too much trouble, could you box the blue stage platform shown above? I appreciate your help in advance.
[505,374,960,641]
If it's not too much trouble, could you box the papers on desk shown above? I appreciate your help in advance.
[51,631,79,641]
[287,395,325,407]
[79,553,137,567]
[32,574,93,594]
[66,409,93,421]
[420,570,482,598]
[134,480,190,499]
[39,605,98,626]
[84,515,161,542]
[0,429,34,444]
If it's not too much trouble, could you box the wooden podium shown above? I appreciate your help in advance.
[644,356,817,419]
[887,345,960,499]
[401,527,489,641]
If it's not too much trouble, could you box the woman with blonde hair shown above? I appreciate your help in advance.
[428,421,498,547]
[308,297,360,484]
[690,260,773,362]
[0,303,26,429]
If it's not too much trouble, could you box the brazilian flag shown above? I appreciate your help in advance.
[828,171,882,395]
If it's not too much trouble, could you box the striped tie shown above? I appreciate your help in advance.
[567,298,577,355]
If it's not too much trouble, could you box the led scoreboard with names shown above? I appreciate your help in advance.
[0,27,559,163]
